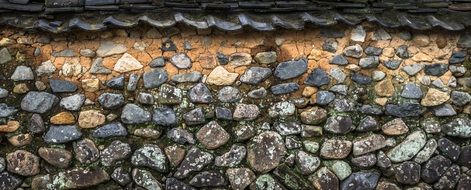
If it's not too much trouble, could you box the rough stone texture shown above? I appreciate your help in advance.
[21,91,58,113]
[247,131,286,173]
[196,121,230,149]
[274,59,307,80]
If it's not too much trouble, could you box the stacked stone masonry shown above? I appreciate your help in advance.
[0,24,471,190]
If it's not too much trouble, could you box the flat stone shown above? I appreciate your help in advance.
[401,83,423,99]
[359,56,380,68]
[239,66,271,84]
[248,87,267,99]
[215,145,246,167]
[0,88,8,99]
[106,75,124,89]
[433,104,457,116]
[356,116,379,132]
[372,29,391,40]
[268,101,295,118]
[6,150,40,176]
[43,125,82,144]
[32,168,110,190]
[365,46,382,56]
[73,138,99,164]
[52,49,76,57]
[247,131,286,173]
[50,111,75,125]
[433,164,460,190]
[270,82,299,95]
[274,59,307,80]
[96,41,127,57]
[320,139,352,159]
[215,107,232,120]
[353,134,386,156]
[330,68,347,84]
[421,155,452,183]
[351,153,376,168]
[89,58,111,74]
[351,72,372,85]
[402,63,423,76]
[340,170,380,190]
[167,128,195,144]
[111,167,131,186]
[38,147,72,168]
[300,106,327,125]
[218,86,241,103]
[229,52,252,67]
[385,103,423,117]
[0,48,12,64]
[323,38,338,52]
[183,108,205,125]
[143,68,168,89]
[196,121,230,149]
[113,53,143,73]
[157,84,182,104]
[132,169,162,190]
[166,178,194,190]
[78,110,105,128]
[101,140,132,166]
[381,118,409,135]
[451,91,471,106]
[316,91,335,105]
[50,79,77,93]
[421,88,450,107]
[171,71,201,83]
[21,91,58,113]
[383,59,402,70]
[424,64,448,76]
[343,44,363,58]
[255,51,277,64]
[98,93,125,109]
[81,78,99,92]
[121,103,151,124]
[226,168,256,190]
[324,115,353,134]
[189,171,226,187]
[153,106,177,126]
[233,103,259,121]
[170,53,192,69]
[79,49,95,57]
[10,66,34,81]
[273,122,302,136]
[437,138,460,161]
[206,66,238,85]
[394,161,421,185]
[414,139,437,164]
[188,83,213,103]
[60,94,85,111]
[330,55,348,65]
[131,144,168,172]
[92,122,127,138]
[328,160,351,180]
[305,68,330,87]
[387,131,426,162]
[174,147,213,179]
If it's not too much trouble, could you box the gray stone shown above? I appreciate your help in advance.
[0,103,16,118]
[73,138,99,164]
[121,103,151,124]
[296,151,320,175]
[188,83,213,103]
[98,93,125,109]
[372,29,391,40]
[183,107,205,125]
[240,67,271,84]
[111,167,131,186]
[44,125,82,144]
[351,153,376,168]
[36,60,56,76]
[233,103,259,121]
[268,101,295,118]
[414,139,437,163]
[247,131,286,173]
[343,44,363,58]
[351,72,372,85]
[329,160,351,180]
[28,114,44,134]
[52,49,76,57]
[385,103,423,117]
[229,53,252,67]
[167,128,195,144]
[132,169,162,190]
[364,46,382,56]
[322,38,337,52]
[401,83,423,99]
[131,144,168,172]
[166,178,195,190]
[89,58,111,74]
[396,45,409,58]
[359,56,380,68]
[433,104,456,116]
[449,51,466,64]
[320,139,352,159]
[127,73,140,91]
[330,84,348,95]
[305,68,330,87]
[387,131,426,162]
[270,82,299,95]
[0,88,7,98]
[451,91,471,106]
[274,59,307,80]
[171,71,201,83]
[92,122,127,138]
[250,174,285,190]
[106,75,124,89]
[143,69,168,89]
[383,59,402,70]
[330,55,348,65]
[424,63,448,76]
[218,86,241,103]
[157,84,182,105]
[10,66,34,81]
[21,91,58,113]
[149,57,165,67]
[79,49,95,57]
[324,115,353,134]
[330,68,346,83]
[153,106,177,126]
[356,116,379,132]
[350,25,366,42]
[0,48,12,64]
[101,140,132,166]
[458,32,471,48]
[442,117,471,138]
[215,145,246,167]
[49,79,77,93]
[340,170,380,190]
[437,138,460,161]
[255,51,277,64]
[137,92,154,105]
[226,168,256,190]
[248,87,267,99]
[174,147,213,179]
[189,171,226,187]
[215,107,232,120]
[353,134,386,156]
[60,94,85,111]
[434,164,460,190]
[316,91,335,105]
[372,70,385,81]
[170,53,192,69]
[96,41,127,57]
[395,161,421,185]
[402,63,424,76]
[196,121,230,149]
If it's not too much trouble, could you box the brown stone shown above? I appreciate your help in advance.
[436,36,447,49]
[8,133,33,147]
[413,35,430,47]
[164,145,186,167]
[320,139,352,159]
[6,150,40,176]
[82,78,100,92]
[0,121,20,132]
[382,118,409,136]
[50,112,75,125]
[13,83,29,94]
[411,52,432,62]
[38,147,72,168]
[421,88,450,107]
[78,110,105,128]
[196,121,230,149]
[374,79,394,97]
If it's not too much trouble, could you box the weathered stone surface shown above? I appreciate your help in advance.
[89,58,111,74]
[233,103,259,121]
[296,151,320,175]
[330,54,348,65]
[171,71,202,83]
[166,178,195,190]
[167,128,195,144]
[60,94,85,111]
[206,66,238,85]
[274,59,307,80]
[188,83,213,103]
[183,107,205,125]
[73,138,99,164]
[190,171,226,187]
[381,118,409,135]
[174,147,213,179]
[170,53,192,69]
[240,66,272,84]
[38,147,72,168]
[316,91,335,105]
[387,131,427,162]
[215,145,246,167]
[0,48,12,64]
[21,91,58,113]
[249,174,285,190]
[300,106,327,125]
[132,169,162,189]
[255,51,277,64]
[44,125,82,144]
[0,172,22,190]
[10,66,34,81]
[274,122,302,136]
[229,52,252,67]
[324,115,353,134]
[385,103,423,117]
[268,101,295,118]
[424,64,448,76]
[305,68,330,87]
[78,110,105,128]
[437,138,460,161]
[153,106,177,126]
[32,168,110,190]
[92,122,127,138]
[50,111,75,125]
[395,161,421,185]
[96,41,127,57]
[320,139,352,159]
[218,86,241,103]
[121,103,151,124]
[143,68,168,89]
[422,155,452,183]
[353,134,386,156]
[343,44,363,58]
[247,131,286,173]
[272,164,313,190]
[226,168,256,190]
[340,170,380,190]
[196,121,230,149]
[98,92,125,109]
[106,75,124,89]
[270,82,299,95]
[101,140,132,166]
[309,167,339,190]
[421,88,450,107]
[6,150,39,176]
[114,53,143,72]
[442,117,471,138]
[131,144,168,172]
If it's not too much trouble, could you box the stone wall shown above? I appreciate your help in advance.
[0,24,470,189]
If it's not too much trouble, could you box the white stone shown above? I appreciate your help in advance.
[206,66,238,85]
[114,53,143,73]
[36,60,56,76]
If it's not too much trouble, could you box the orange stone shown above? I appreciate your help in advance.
[50,112,76,125]
[0,121,20,133]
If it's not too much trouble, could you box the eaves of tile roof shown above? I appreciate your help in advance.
[1,0,471,33]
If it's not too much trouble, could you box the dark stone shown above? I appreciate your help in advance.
[383,59,402,70]
[274,59,307,80]
[32,168,110,190]
[247,131,286,173]
[323,39,337,52]
[166,178,195,190]
[351,154,376,168]
[215,107,232,120]
[449,51,466,64]
[216,52,229,65]
[132,169,162,189]
[218,86,241,103]
[360,104,383,115]
[273,122,302,136]
[149,57,165,67]
[0,103,17,118]
[106,75,124,89]
[359,56,380,68]
[43,125,82,144]
[305,68,330,87]
[162,39,176,51]
[451,91,471,106]
[98,93,125,109]
[340,170,380,190]
[437,138,461,161]
[330,55,348,65]
[188,83,213,104]
[196,121,230,149]
[457,175,471,190]
[395,45,409,58]
[215,145,246,167]
[131,144,168,172]
[458,146,471,168]
[424,64,448,76]
[434,165,460,190]
[73,138,99,164]
[320,28,345,38]
[309,167,339,190]
[272,164,314,190]
[442,117,471,138]
[240,66,272,84]
[395,161,421,185]
[92,122,127,138]
[183,107,205,125]
[351,72,372,85]
[174,147,213,179]
[316,91,335,105]
[49,79,77,93]
[248,87,267,98]
[324,115,353,134]
[143,69,168,89]
[153,106,177,126]
[121,103,151,124]
[38,147,72,168]
[385,103,423,117]
[171,71,202,83]
[421,155,452,183]
[111,167,131,186]
[100,140,132,167]
[270,83,299,95]
[433,104,456,117]
[356,116,379,132]
[167,128,195,144]
[28,113,45,134]
[189,171,226,187]
[401,83,423,99]
[0,172,22,190]
[364,46,382,56]
[21,91,59,113]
